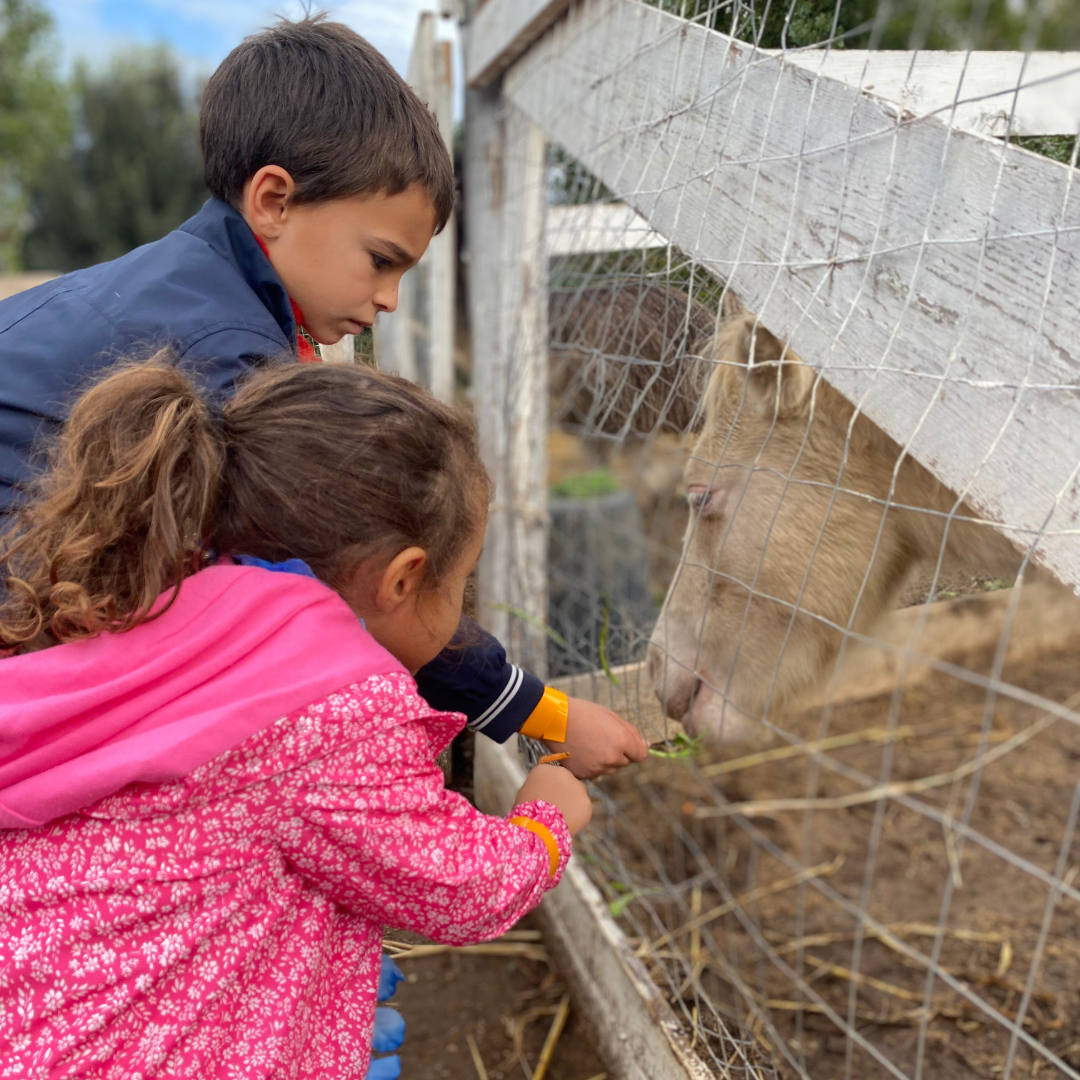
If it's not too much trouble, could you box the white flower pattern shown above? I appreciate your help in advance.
[0,674,570,1079]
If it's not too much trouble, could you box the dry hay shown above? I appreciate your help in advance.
[576,597,1080,1079]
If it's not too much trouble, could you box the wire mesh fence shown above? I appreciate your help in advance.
[464,1,1080,1076]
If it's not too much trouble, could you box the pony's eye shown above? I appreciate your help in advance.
[687,485,727,517]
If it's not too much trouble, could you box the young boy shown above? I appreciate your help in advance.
[0,15,647,778]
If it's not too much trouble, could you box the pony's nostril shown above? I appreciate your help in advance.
[661,673,698,720]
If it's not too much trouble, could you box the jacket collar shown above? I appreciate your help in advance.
[180,198,298,350]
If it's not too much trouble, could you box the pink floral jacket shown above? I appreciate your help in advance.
[0,673,569,1078]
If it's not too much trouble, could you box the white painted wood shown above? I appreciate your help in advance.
[465,86,549,669]
[317,334,355,364]
[411,23,457,402]
[429,37,457,403]
[784,50,1080,138]
[552,584,1080,731]
[374,294,419,382]
[547,201,669,256]
[504,0,1080,595]
[497,107,550,674]
[466,0,572,88]
[466,0,1080,136]
[378,14,456,400]
[473,735,716,1080]
[465,80,511,646]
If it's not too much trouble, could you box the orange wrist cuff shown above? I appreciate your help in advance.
[508,816,560,877]
[519,686,569,743]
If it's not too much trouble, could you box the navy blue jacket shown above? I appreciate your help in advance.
[0,198,543,742]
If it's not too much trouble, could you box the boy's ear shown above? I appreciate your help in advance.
[375,547,428,613]
[242,165,297,240]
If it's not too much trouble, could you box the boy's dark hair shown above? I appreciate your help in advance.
[0,357,489,652]
[200,14,454,231]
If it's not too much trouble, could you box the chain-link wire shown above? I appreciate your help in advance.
[474,1,1080,1076]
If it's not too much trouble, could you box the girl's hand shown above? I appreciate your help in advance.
[547,698,648,779]
[513,764,593,835]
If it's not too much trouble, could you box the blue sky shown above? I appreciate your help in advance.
[41,0,454,82]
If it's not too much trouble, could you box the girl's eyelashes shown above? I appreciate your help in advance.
[371,253,393,271]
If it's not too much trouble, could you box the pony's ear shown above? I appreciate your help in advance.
[720,315,815,419]
[721,289,745,319]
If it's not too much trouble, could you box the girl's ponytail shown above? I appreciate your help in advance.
[0,353,224,652]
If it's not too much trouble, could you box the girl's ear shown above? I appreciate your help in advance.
[374,546,428,612]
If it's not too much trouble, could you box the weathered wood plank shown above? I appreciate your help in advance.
[318,334,355,364]
[415,29,457,402]
[464,80,511,644]
[466,0,1080,134]
[496,107,550,674]
[553,583,1080,728]
[377,14,456,400]
[505,0,1080,594]
[464,82,550,671]
[473,736,717,1080]
[783,50,1080,137]
[547,201,669,256]
[466,0,572,88]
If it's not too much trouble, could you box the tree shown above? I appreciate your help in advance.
[653,0,1080,50]
[0,0,69,270]
[22,47,208,272]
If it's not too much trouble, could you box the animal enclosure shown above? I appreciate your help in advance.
[459,2,1080,1078]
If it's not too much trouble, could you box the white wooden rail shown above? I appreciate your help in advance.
[472,735,717,1080]
[375,12,456,401]
[547,201,668,256]
[468,0,1080,137]
[786,49,1080,137]
[470,0,1080,595]
[466,0,574,89]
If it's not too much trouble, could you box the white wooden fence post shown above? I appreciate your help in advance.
[464,81,509,646]
[500,106,549,677]
[428,36,457,403]
[465,82,549,676]
[375,12,457,401]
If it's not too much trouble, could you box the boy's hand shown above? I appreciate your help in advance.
[546,697,648,779]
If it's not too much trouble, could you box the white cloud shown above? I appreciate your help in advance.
[42,0,457,81]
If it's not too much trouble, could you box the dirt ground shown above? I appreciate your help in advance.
[582,635,1080,1079]
[390,915,608,1080]
[383,735,609,1080]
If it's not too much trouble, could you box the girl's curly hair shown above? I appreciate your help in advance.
[0,352,489,654]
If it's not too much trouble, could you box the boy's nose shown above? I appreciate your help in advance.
[374,284,399,314]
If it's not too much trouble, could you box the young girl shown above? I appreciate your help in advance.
[0,357,591,1079]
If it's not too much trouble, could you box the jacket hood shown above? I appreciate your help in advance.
[0,565,404,829]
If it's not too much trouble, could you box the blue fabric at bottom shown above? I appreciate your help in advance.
[365,956,406,1079]
[364,1055,401,1080]
[372,1008,405,1053]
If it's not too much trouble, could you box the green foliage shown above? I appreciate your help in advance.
[1012,135,1077,167]
[549,468,624,499]
[22,47,208,272]
[648,731,704,759]
[0,0,69,270]
[549,144,612,206]
[647,0,1080,51]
